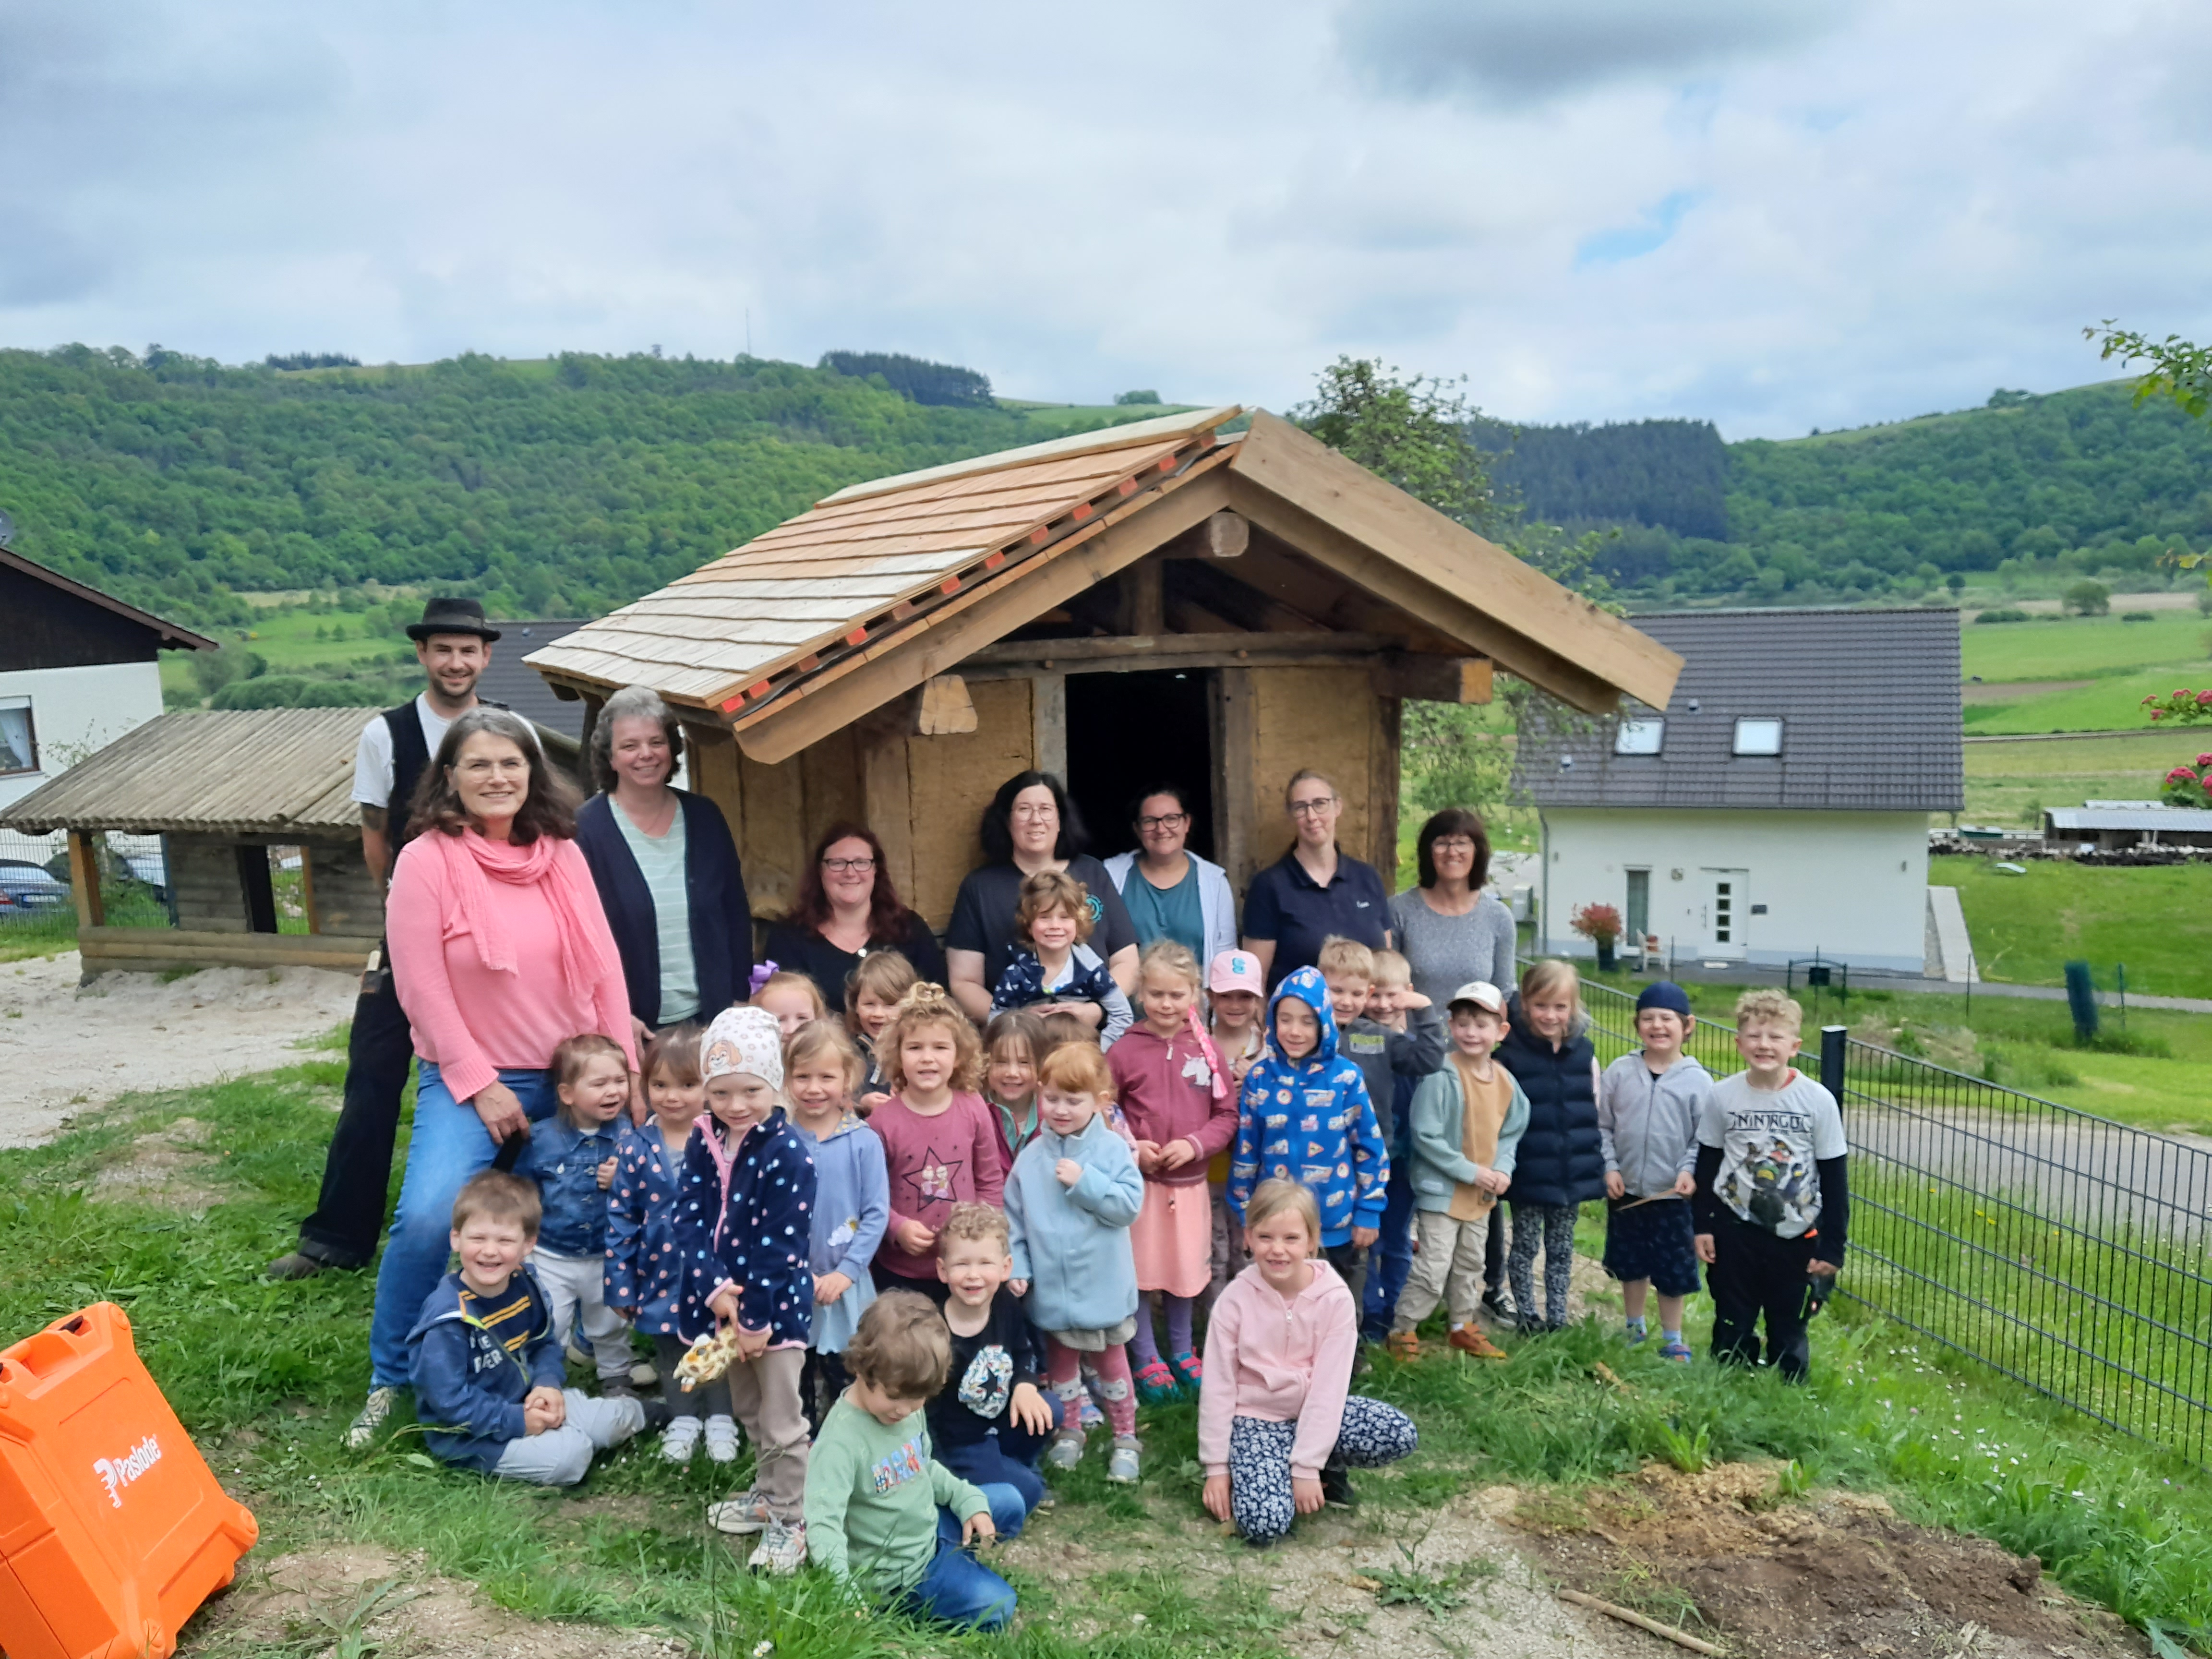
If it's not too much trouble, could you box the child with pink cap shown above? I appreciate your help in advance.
[1205,949,1268,1296]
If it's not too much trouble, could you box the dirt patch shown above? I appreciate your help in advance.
[1962,680,2098,704]
[189,1544,686,1659]
[90,1115,231,1210]
[0,952,358,1148]
[1512,1462,2149,1659]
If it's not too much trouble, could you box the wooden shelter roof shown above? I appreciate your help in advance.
[529,408,1683,764]
[0,709,366,836]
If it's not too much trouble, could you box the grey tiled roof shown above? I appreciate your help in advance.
[481,620,589,738]
[1515,607,1963,813]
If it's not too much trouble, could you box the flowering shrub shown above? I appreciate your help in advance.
[1569,902,1623,943]
[2142,687,2212,723]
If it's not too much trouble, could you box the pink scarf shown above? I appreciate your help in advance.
[423,829,619,1010]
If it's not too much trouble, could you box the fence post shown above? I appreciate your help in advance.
[1819,1024,1847,1115]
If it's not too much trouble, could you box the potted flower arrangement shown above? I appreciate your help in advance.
[1570,902,1625,972]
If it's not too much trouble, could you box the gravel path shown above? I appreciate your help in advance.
[0,952,360,1148]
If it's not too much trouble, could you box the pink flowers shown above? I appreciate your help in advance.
[2168,768,2198,786]
[2199,691,2212,707]
[2197,754,2212,769]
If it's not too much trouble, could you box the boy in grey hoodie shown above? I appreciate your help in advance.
[1596,982,1711,1363]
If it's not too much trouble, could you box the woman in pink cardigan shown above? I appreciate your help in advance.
[1198,1179,1418,1547]
[353,708,639,1448]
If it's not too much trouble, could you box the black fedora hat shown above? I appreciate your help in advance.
[406,596,502,643]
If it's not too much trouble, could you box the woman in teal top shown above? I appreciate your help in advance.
[1101,782,1237,965]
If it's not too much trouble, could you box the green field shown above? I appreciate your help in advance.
[1929,858,2212,1000]
[1960,611,2212,733]
[1960,732,2186,826]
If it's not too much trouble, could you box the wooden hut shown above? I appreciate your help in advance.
[0,708,384,976]
[524,408,1684,926]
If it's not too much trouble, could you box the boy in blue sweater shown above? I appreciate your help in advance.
[407,1170,659,1485]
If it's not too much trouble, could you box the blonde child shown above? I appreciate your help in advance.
[513,1033,636,1397]
[1693,989,1848,1381]
[1110,940,1238,1401]
[754,968,829,1042]
[787,1021,890,1430]
[1005,1042,1146,1482]
[1599,982,1711,1363]
[1494,961,1605,1332]
[930,1204,1056,1523]
[1200,1180,1417,1545]
[1206,950,1268,1295]
[676,1007,818,1575]
[846,949,919,1114]
[608,1023,736,1463]
[983,1009,1048,1172]
[866,985,1006,1302]
[990,870,1132,1047]
[1387,983,1525,1361]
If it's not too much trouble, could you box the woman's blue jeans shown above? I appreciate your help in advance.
[369,1061,557,1388]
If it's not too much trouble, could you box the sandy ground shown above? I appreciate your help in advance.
[0,951,360,1148]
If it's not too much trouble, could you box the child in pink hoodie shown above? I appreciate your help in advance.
[1198,1178,1418,1547]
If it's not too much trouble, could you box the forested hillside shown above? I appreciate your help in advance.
[1484,382,2212,604]
[0,346,1145,628]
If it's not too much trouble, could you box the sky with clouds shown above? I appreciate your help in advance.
[4,0,2209,439]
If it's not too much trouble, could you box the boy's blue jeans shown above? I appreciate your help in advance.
[1363,1160,1417,1339]
[895,1503,1020,1629]
[369,1061,558,1389]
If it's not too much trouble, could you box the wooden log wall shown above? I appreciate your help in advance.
[169,833,252,932]
[307,839,384,938]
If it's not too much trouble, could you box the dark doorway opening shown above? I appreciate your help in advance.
[1065,670,1215,863]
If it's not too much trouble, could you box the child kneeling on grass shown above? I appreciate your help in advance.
[1692,989,1848,1382]
[407,1170,660,1486]
[1201,1179,1417,1547]
[804,1292,1024,1631]
[1387,981,1525,1362]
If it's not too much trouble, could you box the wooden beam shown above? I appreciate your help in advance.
[732,464,1237,764]
[913,674,978,736]
[1369,693,1403,880]
[1215,668,1259,894]
[858,702,915,906]
[67,830,104,930]
[1227,411,1682,713]
[1032,673,1067,778]
[968,631,1399,668]
[1376,654,1493,704]
[1171,557,1335,636]
[1202,509,1249,558]
[298,843,321,934]
[1128,560,1165,637]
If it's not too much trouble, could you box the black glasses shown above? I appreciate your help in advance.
[1137,812,1189,832]
[821,857,877,875]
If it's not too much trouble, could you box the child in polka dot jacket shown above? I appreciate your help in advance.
[675,1005,820,1575]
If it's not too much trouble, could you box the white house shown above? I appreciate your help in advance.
[0,547,216,815]
[1515,608,1963,975]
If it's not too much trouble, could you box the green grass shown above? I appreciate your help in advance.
[1961,612,2212,684]
[1966,666,2212,734]
[1960,732,2181,828]
[7,1063,2212,1655]
[1930,859,2212,1000]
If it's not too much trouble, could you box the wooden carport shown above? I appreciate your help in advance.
[526,407,1683,925]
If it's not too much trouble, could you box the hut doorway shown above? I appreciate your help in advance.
[1064,669,1215,863]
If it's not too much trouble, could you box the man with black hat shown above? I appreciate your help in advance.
[267,598,504,1282]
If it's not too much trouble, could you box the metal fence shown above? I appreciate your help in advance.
[0,829,174,940]
[1576,976,2212,1465]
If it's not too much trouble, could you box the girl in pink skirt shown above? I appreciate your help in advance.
[1109,940,1240,1401]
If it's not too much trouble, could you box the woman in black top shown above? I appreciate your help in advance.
[944,770,1138,1023]
[763,821,946,1012]
[1239,767,1389,988]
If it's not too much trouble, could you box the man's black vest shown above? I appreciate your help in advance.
[381,697,508,855]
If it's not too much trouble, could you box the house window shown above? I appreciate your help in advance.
[1615,717,1665,756]
[1732,717,1783,757]
[0,700,35,775]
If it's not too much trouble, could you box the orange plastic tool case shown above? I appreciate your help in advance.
[0,1302,257,1659]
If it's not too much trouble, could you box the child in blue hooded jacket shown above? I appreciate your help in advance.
[1226,965,1391,1308]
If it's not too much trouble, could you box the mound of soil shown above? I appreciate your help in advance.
[1512,1462,2147,1659]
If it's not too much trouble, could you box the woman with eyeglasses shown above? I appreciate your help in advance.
[1239,768,1391,989]
[574,685,754,1043]
[763,821,947,1012]
[945,770,1139,1024]
[1100,782,1237,967]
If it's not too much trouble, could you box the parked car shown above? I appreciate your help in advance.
[0,860,72,914]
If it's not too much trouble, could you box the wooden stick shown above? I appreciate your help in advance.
[1557,1589,1724,1656]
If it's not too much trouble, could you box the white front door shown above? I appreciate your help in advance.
[1700,869,1748,960]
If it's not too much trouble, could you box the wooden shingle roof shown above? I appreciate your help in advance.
[0,709,367,835]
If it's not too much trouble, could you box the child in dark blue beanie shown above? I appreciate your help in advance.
[1596,982,1710,1361]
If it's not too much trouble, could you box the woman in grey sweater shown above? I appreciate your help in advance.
[1388,809,1517,1008]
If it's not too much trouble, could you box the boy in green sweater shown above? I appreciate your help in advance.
[803,1291,1021,1629]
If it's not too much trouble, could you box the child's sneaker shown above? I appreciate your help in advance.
[1076,1394,1104,1431]
[703,1414,741,1464]
[1133,1358,1179,1405]
[1386,1330,1419,1360]
[1045,1427,1085,1470]
[1480,1285,1516,1323]
[1320,1463,1357,1511]
[1447,1325,1510,1362]
[1169,1351,1203,1392]
[1105,1435,1142,1483]
[600,1375,638,1401]
[1623,1319,1648,1346]
[659,1416,701,1463]
[565,1339,593,1371]
[344,1386,398,1451]
[629,1358,659,1390]
[707,1490,773,1534]
[749,1520,806,1576]
[1659,1337,1694,1364]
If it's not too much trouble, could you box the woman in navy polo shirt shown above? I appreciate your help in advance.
[1239,768,1390,988]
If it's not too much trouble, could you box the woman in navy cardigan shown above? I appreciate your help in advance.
[574,685,752,1040]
